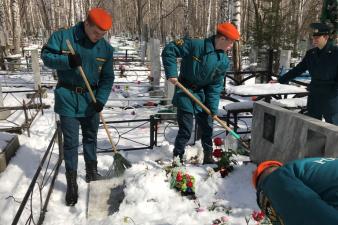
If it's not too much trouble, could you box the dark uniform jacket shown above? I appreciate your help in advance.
[42,22,114,117]
[278,42,338,120]
[257,157,338,225]
[161,36,229,115]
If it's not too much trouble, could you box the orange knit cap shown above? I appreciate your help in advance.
[217,22,240,41]
[252,160,283,189]
[88,8,112,31]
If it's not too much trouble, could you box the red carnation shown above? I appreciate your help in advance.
[252,210,265,222]
[212,148,223,158]
[213,137,223,146]
[176,172,183,182]
[187,181,193,187]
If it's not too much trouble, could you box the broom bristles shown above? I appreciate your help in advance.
[106,153,132,178]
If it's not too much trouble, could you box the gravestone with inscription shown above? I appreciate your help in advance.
[250,102,338,163]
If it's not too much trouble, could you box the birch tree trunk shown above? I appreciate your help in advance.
[0,1,6,32]
[69,0,75,26]
[219,0,227,22]
[3,0,11,37]
[54,0,60,29]
[183,0,189,36]
[215,0,218,24]
[0,0,7,69]
[160,0,165,43]
[61,0,68,27]
[39,0,51,34]
[11,0,21,54]
[50,0,55,30]
[27,0,37,35]
[206,0,212,37]
[232,0,241,83]
[135,0,146,39]
[293,0,305,56]
[74,0,81,22]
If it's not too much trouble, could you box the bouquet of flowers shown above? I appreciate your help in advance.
[212,137,238,178]
[170,168,196,198]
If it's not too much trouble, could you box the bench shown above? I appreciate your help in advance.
[222,101,254,134]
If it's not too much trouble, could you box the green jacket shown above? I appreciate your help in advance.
[258,157,338,225]
[41,22,114,117]
[161,36,229,114]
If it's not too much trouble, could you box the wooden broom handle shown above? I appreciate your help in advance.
[66,40,117,153]
[175,81,249,149]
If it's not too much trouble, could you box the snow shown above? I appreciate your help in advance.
[227,83,307,96]
[0,36,266,225]
[23,45,40,51]
[271,97,307,108]
[223,102,254,111]
[5,54,22,59]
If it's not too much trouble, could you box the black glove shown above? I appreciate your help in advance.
[68,53,82,68]
[93,101,104,112]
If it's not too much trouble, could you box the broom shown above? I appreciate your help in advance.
[175,81,250,150]
[65,40,131,177]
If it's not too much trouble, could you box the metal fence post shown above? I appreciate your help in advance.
[38,85,44,115]
[22,100,30,137]
[150,115,154,149]
[56,121,64,160]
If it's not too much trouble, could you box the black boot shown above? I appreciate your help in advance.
[85,160,102,183]
[203,151,215,164]
[172,153,184,167]
[65,170,78,206]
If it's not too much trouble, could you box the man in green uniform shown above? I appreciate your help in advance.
[277,22,338,125]
[41,8,114,206]
[253,158,338,225]
[161,23,240,164]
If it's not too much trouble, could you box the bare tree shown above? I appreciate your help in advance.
[69,0,75,26]
[183,0,190,36]
[135,0,147,40]
[11,0,21,54]
[0,0,8,69]
[206,0,213,36]
[0,0,326,67]
[232,0,241,82]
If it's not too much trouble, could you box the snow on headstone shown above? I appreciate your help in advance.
[164,80,175,105]
[31,49,41,90]
[146,40,152,62]
[280,50,291,70]
[256,48,269,83]
[150,39,161,96]
[249,47,258,70]
[0,82,10,120]
[140,41,147,64]
[251,102,338,163]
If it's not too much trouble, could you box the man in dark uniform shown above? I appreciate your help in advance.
[277,22,338,125]
[252,158,338,225]
[161,23,240,164]
[41,8,114,206]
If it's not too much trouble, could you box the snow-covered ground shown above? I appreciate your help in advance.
[0,36,266,225]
